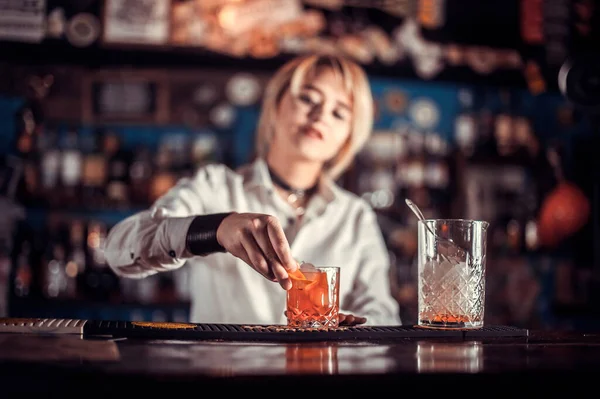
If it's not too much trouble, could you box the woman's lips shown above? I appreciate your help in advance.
[304,127,324,140]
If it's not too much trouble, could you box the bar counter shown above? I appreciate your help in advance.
[0,319,598,394]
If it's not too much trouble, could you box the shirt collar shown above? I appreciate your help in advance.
[242,157,337,204]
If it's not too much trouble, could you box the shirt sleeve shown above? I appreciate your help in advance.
[104,165,223,279]
[341,204,402,326]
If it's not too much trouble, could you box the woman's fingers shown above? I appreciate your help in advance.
[239,232,276,280]
[216,212,295,289]
[234,243,277,281]
[251,217,290,289]
[265,216,297,272]
[339,313,367,326]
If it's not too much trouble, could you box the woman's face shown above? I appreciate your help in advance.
[270,66,353,165]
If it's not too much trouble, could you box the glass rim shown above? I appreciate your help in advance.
[302,266,340,271]
[418,218,489,227]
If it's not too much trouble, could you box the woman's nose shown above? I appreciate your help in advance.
[308,103,323,121]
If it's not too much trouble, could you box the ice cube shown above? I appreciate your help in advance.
[299,262,318,273]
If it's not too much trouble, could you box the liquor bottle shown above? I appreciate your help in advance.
[104,130,130,207]
[13,102,39,207]
[494,90,517,158]
[39,128,61,208]
[18,139,41,207]
[149,139,177,204]
[190,131,221,168]
[12,239,33,298]
[454,89,477,157]
[14,107,36,157]
[168,133,192,178]
[83,220,117,302]
[66,220,87,299]
[0,240,10,317]
[60,127,83,207]
[128,145,153,206]
[81,128,107,208]
[42,237,68,299]
[471,106,496,161]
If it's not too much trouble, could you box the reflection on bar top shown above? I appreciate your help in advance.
[0,334,121,362]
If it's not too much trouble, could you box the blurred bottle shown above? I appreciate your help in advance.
[83,220,117,301]
[39,129,61,208]
[494,90,518,158]
[19,151,40,207]
[129,145,153,206]
[454,89,477,157]
[14,106,37,157]
[149,139,177,204]
[0,240,10,317]
[15,118,42,206]
[166,133,191,177]
[104,131,130,208]
[41,232,70,299]
[60,127,83,207]
[12,239,33,298]
[81,128,108,208]
[66,220,87,299]
[190,131,221,167]
[471,90,496,159]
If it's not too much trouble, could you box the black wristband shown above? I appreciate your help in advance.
[186,213,234,256]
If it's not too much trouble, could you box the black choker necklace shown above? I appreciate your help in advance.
[267,166,319,206]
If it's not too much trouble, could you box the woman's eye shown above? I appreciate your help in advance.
[299,94,316,105]
[333,109,347,120]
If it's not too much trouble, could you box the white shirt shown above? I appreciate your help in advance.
[104,158,401,326]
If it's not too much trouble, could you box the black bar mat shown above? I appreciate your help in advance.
[83,321,528,342]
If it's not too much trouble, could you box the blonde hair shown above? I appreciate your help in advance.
[255,54,374,180]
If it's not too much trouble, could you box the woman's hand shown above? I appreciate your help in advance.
[216,212,298,290]
[339,313,367,326]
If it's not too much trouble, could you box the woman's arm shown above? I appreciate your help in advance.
[104,166,227,279]
[104,164,298,290]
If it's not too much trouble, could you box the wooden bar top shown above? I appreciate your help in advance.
[1,325,599,395]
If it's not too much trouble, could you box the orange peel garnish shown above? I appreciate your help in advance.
[288,268,307,280]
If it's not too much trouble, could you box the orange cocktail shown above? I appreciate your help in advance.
[287,265,340,328]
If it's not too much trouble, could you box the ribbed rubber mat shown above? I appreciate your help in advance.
[83,320,528,341]
[0,317,86,334]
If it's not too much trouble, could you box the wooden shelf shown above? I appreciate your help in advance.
[0,39,538,90]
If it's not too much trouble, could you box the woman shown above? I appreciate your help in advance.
[104,54,401,326]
